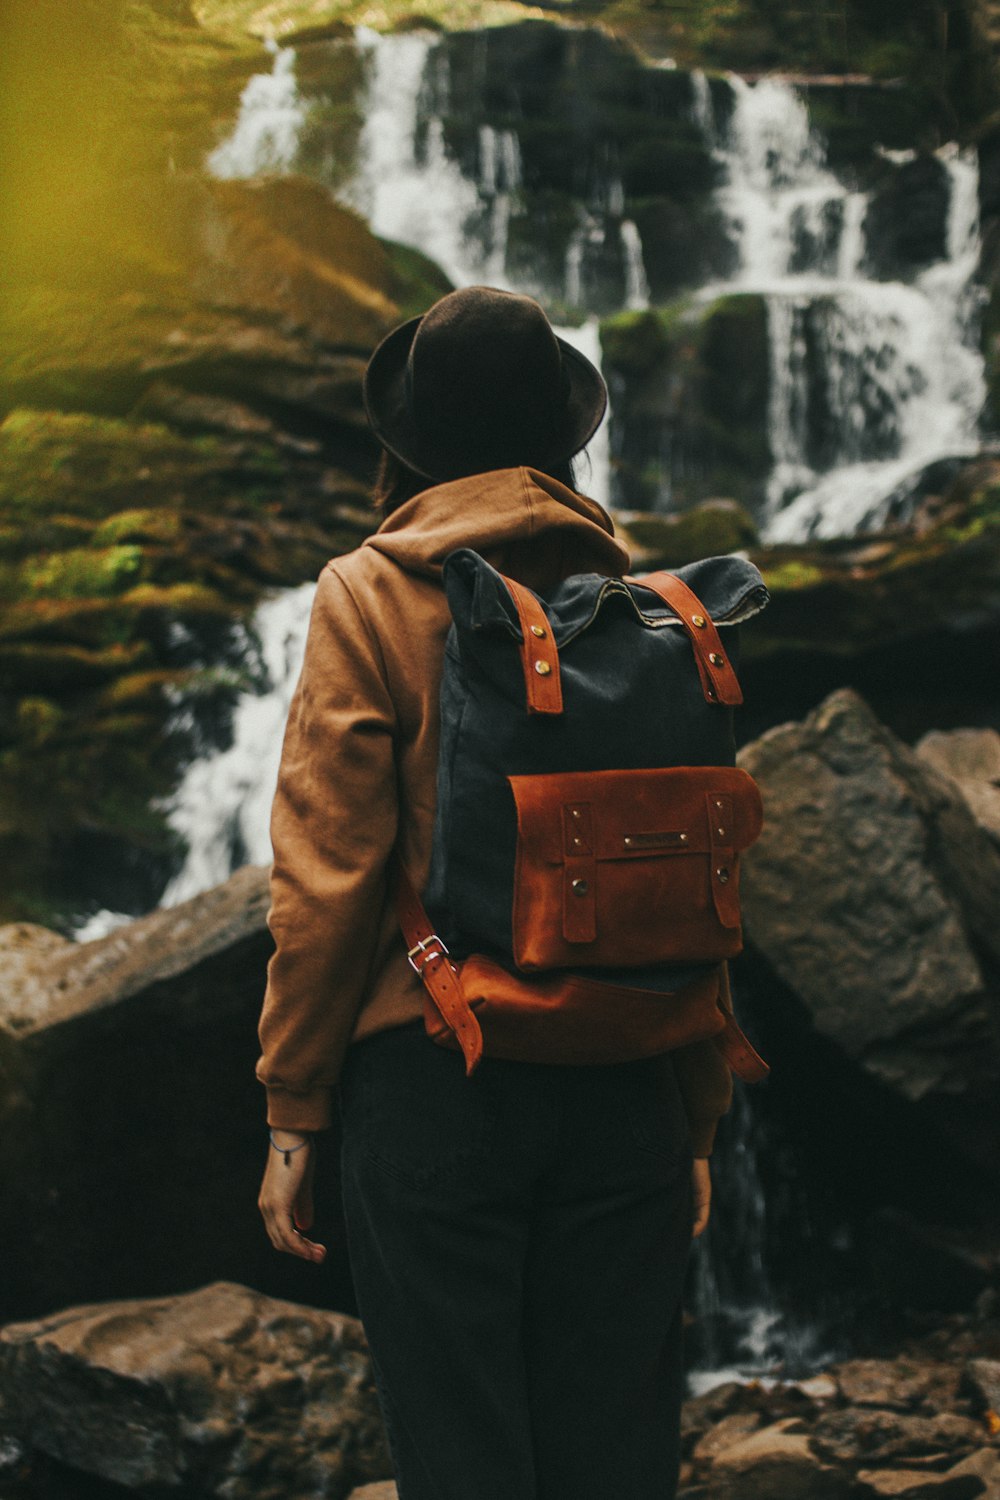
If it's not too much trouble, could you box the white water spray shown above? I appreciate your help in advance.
[206,42,306,179]
[690,73,986,539]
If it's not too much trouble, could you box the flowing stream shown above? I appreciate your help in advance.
[78,25,989,1384]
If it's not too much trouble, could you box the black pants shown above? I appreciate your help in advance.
[339,1020,694,1500]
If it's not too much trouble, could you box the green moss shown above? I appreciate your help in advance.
[15,698,65,746]
[601,309,673,377]
[380,238,454,322]
[92,509,184,545]
[21,545,145,600]
[0,410,227,520]
[759,559,827,591]
[620,503,759,567]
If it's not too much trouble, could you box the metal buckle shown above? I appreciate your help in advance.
[407,934,450,975]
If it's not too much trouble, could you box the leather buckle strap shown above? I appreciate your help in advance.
[394,861,484,1076]
[498,572,563,716]
[407,934,451,973]
[712,962,769,1082]
[624,572,743,706]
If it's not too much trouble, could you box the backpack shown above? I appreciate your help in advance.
[395,548,771,1084]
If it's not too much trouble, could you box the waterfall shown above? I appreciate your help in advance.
[206,41,306,179]
[158,585,316,906]
[622,219,651,311]
[690,73,986,540]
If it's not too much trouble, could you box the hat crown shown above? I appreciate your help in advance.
[407,288,565,464]
[363,285,607,482]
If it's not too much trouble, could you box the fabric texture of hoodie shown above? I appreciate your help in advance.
[257,466,734,1151]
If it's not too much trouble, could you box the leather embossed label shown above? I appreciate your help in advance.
[622,831,689,849]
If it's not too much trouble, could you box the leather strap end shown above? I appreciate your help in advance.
[712,1013,770,1083]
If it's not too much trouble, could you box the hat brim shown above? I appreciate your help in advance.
[363,312,608,483]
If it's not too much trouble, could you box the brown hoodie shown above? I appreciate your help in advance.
[257,466,734,1151]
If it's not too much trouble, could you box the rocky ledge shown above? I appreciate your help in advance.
[1,1283,999,1500]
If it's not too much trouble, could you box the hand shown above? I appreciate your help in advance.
[691,1157,712,1238]
[258,1131,327,1264]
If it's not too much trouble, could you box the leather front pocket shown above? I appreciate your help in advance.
[507,765,763,972]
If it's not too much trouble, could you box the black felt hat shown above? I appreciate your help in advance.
[363,285,607,482]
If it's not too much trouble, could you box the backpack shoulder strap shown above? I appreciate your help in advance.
[625,571,744,707]
[497,572,563,716]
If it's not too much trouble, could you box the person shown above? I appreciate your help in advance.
[256,285,735,1500]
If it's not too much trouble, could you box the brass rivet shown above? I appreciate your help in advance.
[709,652,724,666]
[715,800,724,809]
[531,624,546,638]
[573,837,583,848]
[716,867,730,884]
[692,614,706,628]
[572,878,589,896]
[624,837,632,847]
[679,833,688,843]
[534,659,551,676]
[571,809,581,820]
[717,826,726,837]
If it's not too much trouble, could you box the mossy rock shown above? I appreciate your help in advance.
[615,501,759,569]
[601,293,770,510]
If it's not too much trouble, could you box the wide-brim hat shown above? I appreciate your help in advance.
[363,285,607,482]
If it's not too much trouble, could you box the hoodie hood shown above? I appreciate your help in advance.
[363,466,630,581]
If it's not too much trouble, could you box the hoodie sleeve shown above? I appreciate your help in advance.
[257,561,398,1131]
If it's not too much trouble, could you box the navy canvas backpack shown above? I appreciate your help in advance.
[396,548,771,1083]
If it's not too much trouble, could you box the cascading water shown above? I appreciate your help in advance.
[206,40,306,179]
[691,74,986,540]
[77,23,989,1385]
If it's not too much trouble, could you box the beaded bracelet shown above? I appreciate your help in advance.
[269,1129,312,1167]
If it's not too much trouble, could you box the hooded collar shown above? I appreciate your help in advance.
[363,466,630,581]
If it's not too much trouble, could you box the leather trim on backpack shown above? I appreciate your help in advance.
[498,572,563,715]
[508,766,763,971]
[624,571,744,706]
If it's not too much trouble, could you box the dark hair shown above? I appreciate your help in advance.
[372,448,579,524]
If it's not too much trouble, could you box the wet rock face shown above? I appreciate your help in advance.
[738,687,1000,1106]
[1,100,448,926]
[679,1327,1000,1500]
[430,23,733,311]
[916,730,1000,846]
[862,153,952,280]
[0,1283,392,1500]
[601,297,772,511]
[0,866,352,1327]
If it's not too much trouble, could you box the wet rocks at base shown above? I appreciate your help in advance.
[1,1287,999,1499]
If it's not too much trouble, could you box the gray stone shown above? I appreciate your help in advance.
[964,1359,1000,1417]
[0,865,351,1324]
[705,1417,846,1499]
[916,730,1000,845]
[0,1282,391,1500]
[946,1449,1000,1500]
[738,689,1000,1102]
[811,1406,983,1467]
[831,1358,941,1411]
[692,1409,765,1460]
[854,1466,986,1498]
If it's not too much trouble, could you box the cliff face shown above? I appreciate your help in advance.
[0,1,450,926]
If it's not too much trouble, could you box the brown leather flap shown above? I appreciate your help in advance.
[508,766,763,867]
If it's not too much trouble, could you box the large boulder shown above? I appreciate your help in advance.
[916,730,1000,847]
[0,866,356,1326]
[0,1282,391,1500]
[738,688,1000,1109]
